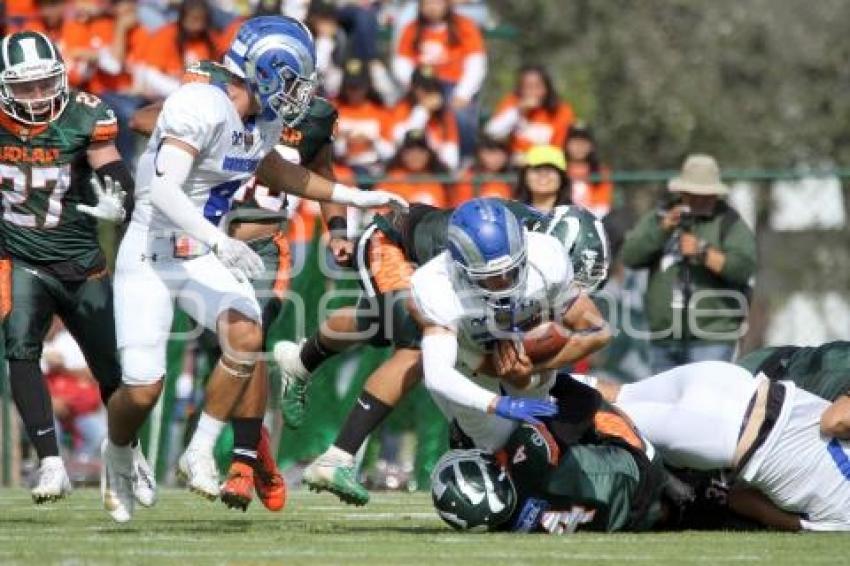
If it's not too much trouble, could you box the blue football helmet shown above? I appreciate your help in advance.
[447,198,528,305]
[224,16,317,125]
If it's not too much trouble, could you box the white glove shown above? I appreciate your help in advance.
[211,233,265,282]
[77,175,126,222]
[330,183,409,212]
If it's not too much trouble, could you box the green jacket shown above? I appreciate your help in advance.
[620,202,756,342]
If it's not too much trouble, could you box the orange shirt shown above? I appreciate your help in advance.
[6,0,36,17]
[144,23,221,77]
[217,17,244,56]
[335,100,392,167]
[568,162,614,218]
[450,169,513,207]
[57,16,115,89]
[396,14,484,84]
[88,21,150,94]
[492,93,575,158]
[378,168,447,208]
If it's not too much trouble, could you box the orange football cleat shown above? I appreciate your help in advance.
[220,461,254,512]
[254,427,287,512]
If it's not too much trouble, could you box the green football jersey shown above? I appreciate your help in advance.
[183,60,338,224]
[0,91,117,275]
[737,341,850,401]
[504,419,663,534]
[373,200,545,266]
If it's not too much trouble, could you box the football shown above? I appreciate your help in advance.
[520,321,570,362]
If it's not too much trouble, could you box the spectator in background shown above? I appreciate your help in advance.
[378,129,448,208]
[565,122,613,218]
[9,0,66,39]
[514,144,571,214]
[305,0,345,97]
[135,0,221,100]
[334,58,395,177]
[451,134,512,206]
[393,0,486,157]
[485,64,575,165]
[389,67,459,170]
[5,0,38,34]
[620,154,757,373]
[95,0,151,162]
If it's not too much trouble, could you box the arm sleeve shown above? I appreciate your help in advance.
[619,211,669,269]
[453,53,487,102]
[718,219,757,286]
[421,332,498,413]
[148,143,223,247]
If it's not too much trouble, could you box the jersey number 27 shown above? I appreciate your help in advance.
[0,164,71,228]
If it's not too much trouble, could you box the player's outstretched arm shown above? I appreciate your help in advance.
[255,148,408,210]
[148,139,264,281]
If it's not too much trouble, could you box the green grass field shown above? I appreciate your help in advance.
[0,488,846,565]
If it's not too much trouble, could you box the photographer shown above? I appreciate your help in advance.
[621,154,756,373]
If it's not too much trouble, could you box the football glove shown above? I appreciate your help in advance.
[211,234,265,282]
[78,175,126,222]
[494,396,557,425]
[330,183,409,212]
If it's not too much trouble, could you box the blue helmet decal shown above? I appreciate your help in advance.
[224,16,317,125]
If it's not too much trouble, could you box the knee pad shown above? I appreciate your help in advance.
[120,344,166,386]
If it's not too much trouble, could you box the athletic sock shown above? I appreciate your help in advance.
[188,412,225,453]
[8,360,59,459]
[334,391,394,456]
[231,417,262,466]
[299,334,334,373]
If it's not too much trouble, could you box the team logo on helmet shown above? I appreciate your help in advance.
[0,31,69,125]
[224,16,317,126]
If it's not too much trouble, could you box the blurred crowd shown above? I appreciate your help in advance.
[3,0,615,217]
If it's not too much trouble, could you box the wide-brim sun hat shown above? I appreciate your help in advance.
[668,153,729,196]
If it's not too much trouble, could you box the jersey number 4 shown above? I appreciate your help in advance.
[0,164,71,228]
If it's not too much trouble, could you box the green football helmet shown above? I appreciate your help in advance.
[536,204,611,292]
[431,449,516,531]
[0,31,69,125]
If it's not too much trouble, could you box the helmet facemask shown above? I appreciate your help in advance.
[0,61,68,125]
[261,64,317,127]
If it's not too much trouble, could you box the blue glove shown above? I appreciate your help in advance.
[494,396,558,424]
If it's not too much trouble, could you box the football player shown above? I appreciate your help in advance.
[129,58,349,512]
[0,31,154,506]
[430,376,665,534]
[275,203,610,504]
[100,16,406,523]
[590,361,850,531]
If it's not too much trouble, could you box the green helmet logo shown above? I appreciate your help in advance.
[537,205,611,292]
[431,449,516,531]
[0,31,69,125]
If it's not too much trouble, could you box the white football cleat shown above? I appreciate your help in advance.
[101,440,135,523]
[273,340,309,388]
[31,456,72,504]
[177,448,220,500]
[132,443,157,507]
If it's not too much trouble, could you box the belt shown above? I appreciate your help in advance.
[732,374,786,472]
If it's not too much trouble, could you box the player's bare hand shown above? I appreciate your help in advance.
[78,175,126,223]
[329,237,354,267]
[494,340,534,382]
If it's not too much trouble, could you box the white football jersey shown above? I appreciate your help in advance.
[411,231,575,353]
[133,82,284,233]
[741,382,850,531]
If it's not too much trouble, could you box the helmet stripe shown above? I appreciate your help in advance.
[1,35,10,68]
